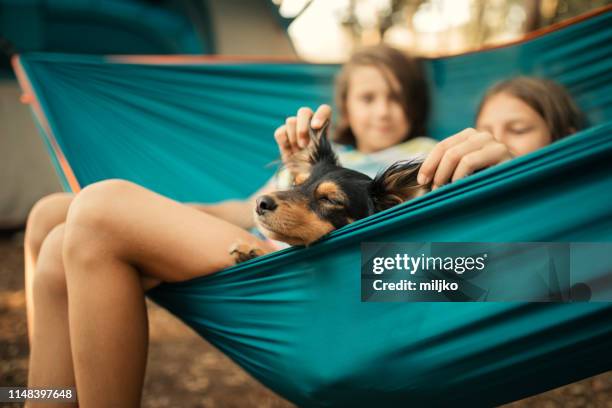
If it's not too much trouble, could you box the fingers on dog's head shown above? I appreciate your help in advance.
[285,121,338,178]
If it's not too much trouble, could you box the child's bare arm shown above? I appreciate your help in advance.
[187,178,276,230]
[187,201,254,229]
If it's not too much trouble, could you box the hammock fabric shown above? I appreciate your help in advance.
[14,7,612,407]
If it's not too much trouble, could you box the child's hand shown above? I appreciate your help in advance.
[274,104,332,163]
[417,128,514,189]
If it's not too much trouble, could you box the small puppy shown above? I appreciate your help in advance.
[229,124,429,263]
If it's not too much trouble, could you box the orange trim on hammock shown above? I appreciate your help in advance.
[109,5,611,65]
[12,55,82,193]
[108,54,302,65]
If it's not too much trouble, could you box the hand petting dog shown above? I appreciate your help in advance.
[417,128,514,190]
[274,104,332,163]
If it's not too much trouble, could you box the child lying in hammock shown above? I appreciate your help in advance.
[417,76,584,189]
[23,54,583,406]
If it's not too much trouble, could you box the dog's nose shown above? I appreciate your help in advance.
[256,195,277,215]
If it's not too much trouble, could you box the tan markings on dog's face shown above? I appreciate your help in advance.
[293,172,310,186]
[254,193,335,246]
[315,182,347,207]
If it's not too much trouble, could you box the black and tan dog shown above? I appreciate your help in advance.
[230,124,429,263]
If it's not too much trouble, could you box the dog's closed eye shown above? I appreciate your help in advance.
[316,182,347,207]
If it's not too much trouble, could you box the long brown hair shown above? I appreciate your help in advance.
[477,76,584,141]
[334,45,429,146]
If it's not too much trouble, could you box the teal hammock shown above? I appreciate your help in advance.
[14,8,612,407]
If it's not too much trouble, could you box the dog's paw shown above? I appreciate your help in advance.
[229,241,266,264]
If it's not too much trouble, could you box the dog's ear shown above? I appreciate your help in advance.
[369,160,428,212]
[285,121,339,178]
[307,121,339,167]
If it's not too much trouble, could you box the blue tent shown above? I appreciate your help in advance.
[0,0,205,56]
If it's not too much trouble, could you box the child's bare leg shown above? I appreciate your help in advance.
[22,192,203,341]
[24,193,74,343]
[26,224,77,408]
[26,223,160,408]
[63,179,268,408]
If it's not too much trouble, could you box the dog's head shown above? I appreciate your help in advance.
[255,124,428,246]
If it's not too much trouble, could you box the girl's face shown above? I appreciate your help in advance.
[476,92,552,156]
[345,65,411,153]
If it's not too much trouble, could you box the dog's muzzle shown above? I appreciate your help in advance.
[256,195,277,215]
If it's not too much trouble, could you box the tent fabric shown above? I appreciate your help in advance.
[0,81,61,229]
[0,0,205,56]
[14,8,612,407]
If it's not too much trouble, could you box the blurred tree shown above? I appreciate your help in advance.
[271,0,610,60]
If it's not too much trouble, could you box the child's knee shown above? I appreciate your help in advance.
[65,179,135,231]
[33,225,68,299]
[26,193,74,254]
[62,181,132,269]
